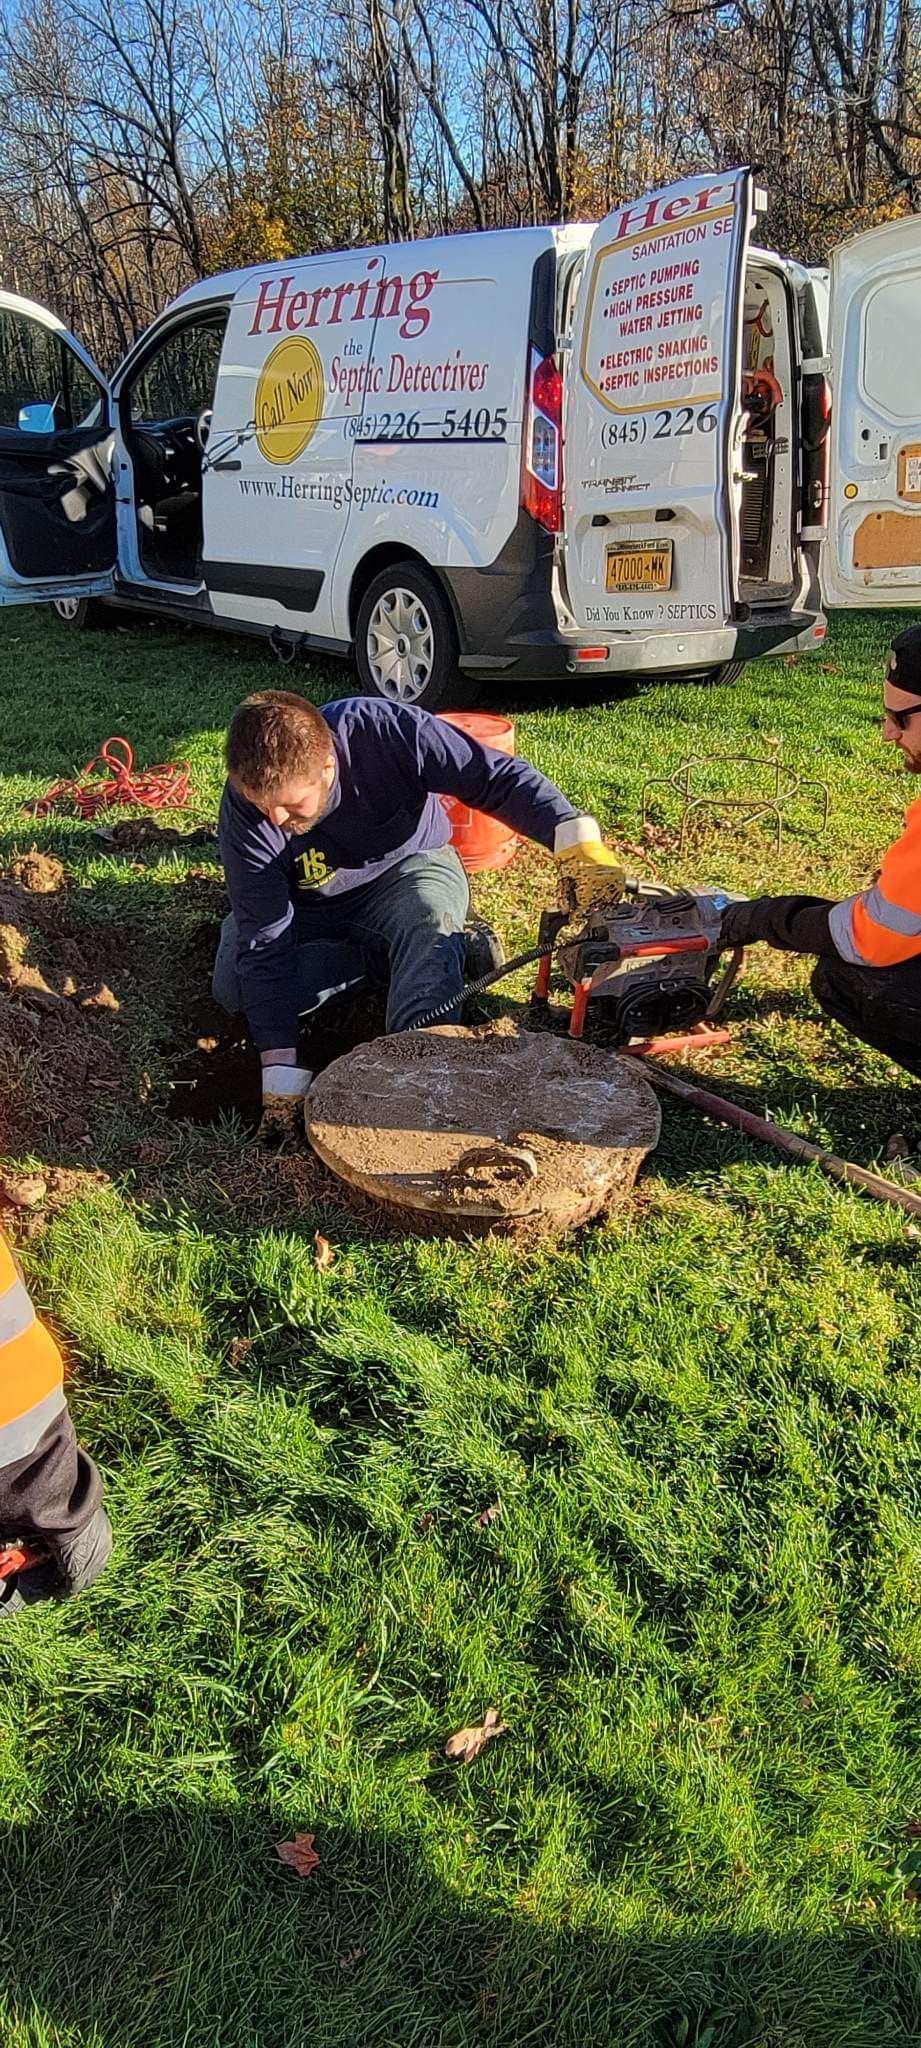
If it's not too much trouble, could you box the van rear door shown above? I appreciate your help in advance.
[823,217,921,607]
[563,169,755,637]
[0,291,115,606]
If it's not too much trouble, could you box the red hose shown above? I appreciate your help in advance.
[31,736,190,821]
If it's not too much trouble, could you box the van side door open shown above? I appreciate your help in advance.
[823,216,921,608]
[563,170,754,643]
[0,293,115,607]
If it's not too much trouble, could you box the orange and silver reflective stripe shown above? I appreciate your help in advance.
[831,889,921,968]
[0,1238,64,1468]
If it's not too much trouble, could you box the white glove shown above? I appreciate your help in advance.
[260,1064,313,1141]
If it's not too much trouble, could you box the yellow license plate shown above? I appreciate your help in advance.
[605,541,673,593]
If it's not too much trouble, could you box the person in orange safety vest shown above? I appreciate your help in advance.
[0,1230,111,1617]
[714,624,921,1080]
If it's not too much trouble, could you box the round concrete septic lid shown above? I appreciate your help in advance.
[306,1024,661,1237]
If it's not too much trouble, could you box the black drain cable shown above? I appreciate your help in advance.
[408,940,557,1033]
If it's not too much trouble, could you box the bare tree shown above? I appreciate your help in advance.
[1,0,920,362]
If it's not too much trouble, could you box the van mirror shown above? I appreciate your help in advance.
[18,401,57,435]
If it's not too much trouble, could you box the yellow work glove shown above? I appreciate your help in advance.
[553,819,626,912]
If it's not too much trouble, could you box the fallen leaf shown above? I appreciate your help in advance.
[229,1336,254,1369]
[419,1510,436,1533]
[474,1501,501,1527]
[338,1947,363,1972]
[314,1232,334,1270]
[445,1706,508,1762]
[275,1832,320,1877]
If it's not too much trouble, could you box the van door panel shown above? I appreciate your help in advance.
[201,255,385,638]
[825,218,921,606]
[0,292,115,605]
[738,262,796,600]
[563,170,753,637]
[347,235,538,583]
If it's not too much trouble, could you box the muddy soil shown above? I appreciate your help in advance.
[165,990,388,1129]
[0,835,224,1210]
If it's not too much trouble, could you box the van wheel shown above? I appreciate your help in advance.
[52,596,104,630]
[355,563,468,712]
[704,659,747,687]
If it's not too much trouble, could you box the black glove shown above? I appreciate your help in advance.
[720,894,840,958]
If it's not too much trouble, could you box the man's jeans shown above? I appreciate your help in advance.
[213,846,471,1036]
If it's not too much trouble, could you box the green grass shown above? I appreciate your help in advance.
[0,606,919,2047]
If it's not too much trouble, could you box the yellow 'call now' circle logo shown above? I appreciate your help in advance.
[255,336,324,465]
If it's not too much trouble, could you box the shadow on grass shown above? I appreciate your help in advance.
[0,1801,917,2048]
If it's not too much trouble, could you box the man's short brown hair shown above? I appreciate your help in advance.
[225,691,334,796]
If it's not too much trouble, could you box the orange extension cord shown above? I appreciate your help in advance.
[31,736,191,820]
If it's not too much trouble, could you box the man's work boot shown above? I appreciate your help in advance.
[462,921,505,1019]
[464,920,505,983]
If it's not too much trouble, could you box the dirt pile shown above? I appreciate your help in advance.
[8,850,66,894]
[93,819,215,852]
[0,1162,111,1239]
[0,872,123,1167]
[0,843,218,1182]
[0,855,123,1018]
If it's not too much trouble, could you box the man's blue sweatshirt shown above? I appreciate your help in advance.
[218,697,580,1050]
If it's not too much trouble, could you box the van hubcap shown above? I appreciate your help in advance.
[54,597,83,623]
[366,588,435,703]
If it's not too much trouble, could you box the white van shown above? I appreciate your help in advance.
[0,165,919,711]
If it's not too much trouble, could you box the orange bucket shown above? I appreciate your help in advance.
[438,711,520,873]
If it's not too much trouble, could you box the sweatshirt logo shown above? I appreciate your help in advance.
[297,846,336,887]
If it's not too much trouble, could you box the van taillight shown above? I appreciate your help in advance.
[523,349,563,533]
[801,371,831,530]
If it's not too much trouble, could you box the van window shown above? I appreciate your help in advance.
[863,277,921,419]
[0,308,106,431]
[129,318,225,425]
